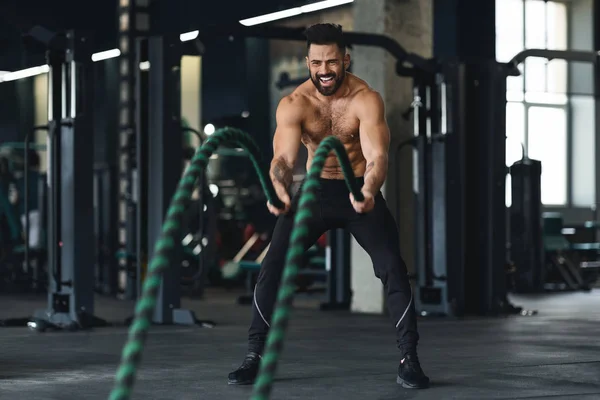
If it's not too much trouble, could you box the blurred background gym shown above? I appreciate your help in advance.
[0,0,599,399]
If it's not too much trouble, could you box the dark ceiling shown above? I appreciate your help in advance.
[0,0,309,70]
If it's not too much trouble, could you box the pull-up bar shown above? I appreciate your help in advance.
[187,24,437,77]
[506,49,600,76]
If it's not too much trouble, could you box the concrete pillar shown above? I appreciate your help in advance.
[350,0,432,314]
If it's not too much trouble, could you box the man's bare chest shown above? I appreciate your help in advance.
[301,104,360,145]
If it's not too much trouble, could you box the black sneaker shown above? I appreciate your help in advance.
[396,353,430,389]
[228,352,261,385]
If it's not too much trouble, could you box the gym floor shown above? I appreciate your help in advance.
[0,289,599,400]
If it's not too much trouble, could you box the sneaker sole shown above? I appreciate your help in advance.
[396,376,429,389]
[228,379,255,386]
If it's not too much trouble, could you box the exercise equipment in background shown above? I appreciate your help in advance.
[235,242,271,303]
[221,232,261,280]
[24,28,108,332]
[0,139,48,294]
[509,157,599,292]
[233,236,328,306]
[509,158,545,292]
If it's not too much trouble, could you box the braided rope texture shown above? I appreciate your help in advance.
[108,127,281,400]
[250,136,364,400]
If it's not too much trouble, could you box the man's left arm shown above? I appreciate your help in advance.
[357,90,390,196]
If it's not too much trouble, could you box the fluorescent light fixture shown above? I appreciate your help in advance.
[139,61,150,70]
[0,65,50,82]
[240,8,302,26]
[91,48,121,62]
[239,0,353,26]
[180,30,199,42]
[0,48,125,83]
[301,0,354,13]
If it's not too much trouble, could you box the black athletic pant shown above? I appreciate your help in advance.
[248,177,419,356]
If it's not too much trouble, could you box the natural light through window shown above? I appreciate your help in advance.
[527,107,568,205]
[496,0,569,207]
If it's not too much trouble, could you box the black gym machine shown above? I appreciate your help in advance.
[507,49,600,294]
[162,24,522,317]
[411,49,600,315]
[250,29,514,317]
[9,27,591,331]
[125,31,224,326]
[124,26,600,320]
[171,24,439,311]
[408,61,513,317]
[18,27,109,331]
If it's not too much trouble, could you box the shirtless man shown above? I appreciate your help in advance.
[228,23,429,389]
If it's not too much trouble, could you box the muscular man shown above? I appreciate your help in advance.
[228,23,429,389]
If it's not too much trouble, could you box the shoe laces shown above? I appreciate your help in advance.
[240,353,261,369]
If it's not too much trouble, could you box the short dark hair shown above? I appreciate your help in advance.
[303,23,346,52]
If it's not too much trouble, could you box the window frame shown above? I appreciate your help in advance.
[499,0,573,207]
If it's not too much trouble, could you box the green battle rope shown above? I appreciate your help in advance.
[108,128,363,400]
[250,135,364,400]
[108,127,283,400]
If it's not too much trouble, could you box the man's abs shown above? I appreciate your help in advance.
[306,142,366,179]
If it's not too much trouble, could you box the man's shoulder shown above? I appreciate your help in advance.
[277,89,310,122]
[278,85,312,111]
[280,91,307,106]
[347,74,383,104]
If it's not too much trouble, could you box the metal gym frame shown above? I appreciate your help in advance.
[134,36,215,326]
[21,28,108,331]
[14,30,583,331]
[211,26,510,318]
[141,24,522,319]
[132,24,437,324]
[415,49,600,317]
[506,49,600,293]
[134,35,207,325]
[410,64,467,317]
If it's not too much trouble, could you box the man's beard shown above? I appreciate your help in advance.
[310,69,346,96]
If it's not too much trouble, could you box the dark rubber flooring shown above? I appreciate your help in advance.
[0,288,599,400]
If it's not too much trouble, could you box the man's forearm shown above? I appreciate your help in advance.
[362,155,388,195]
[270,156,293,189]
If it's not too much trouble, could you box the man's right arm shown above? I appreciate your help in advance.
[268,95,303,214]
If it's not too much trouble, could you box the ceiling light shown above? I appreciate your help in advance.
[239,0,354,26]
[0,65,50,82]
[91,48,121,62]
[180,30,199,42]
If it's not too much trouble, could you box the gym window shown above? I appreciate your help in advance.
[497,0,594,208]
